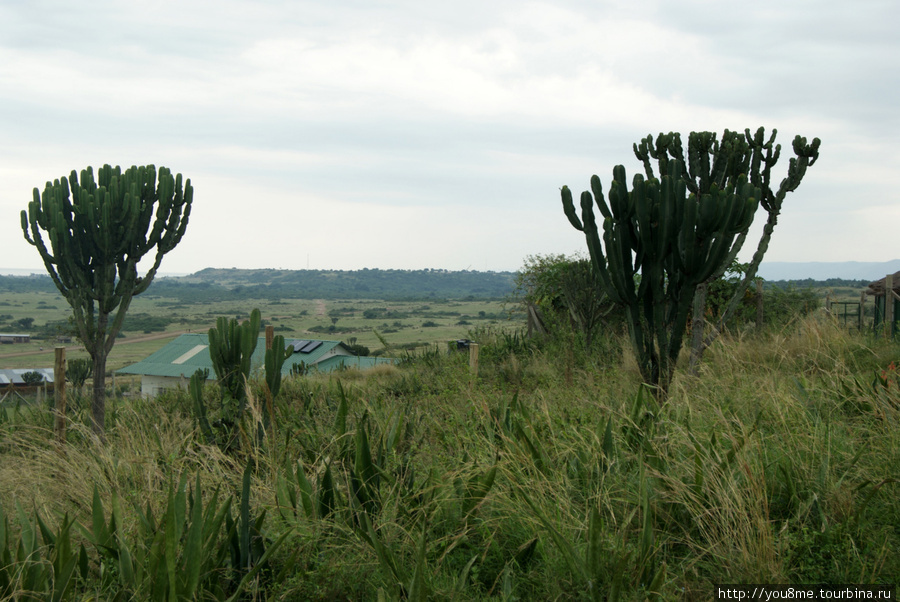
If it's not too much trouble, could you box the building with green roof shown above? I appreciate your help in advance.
[117,333,394,396]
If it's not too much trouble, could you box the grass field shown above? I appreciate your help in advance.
[1,312,898,600]
[0,290,514,371]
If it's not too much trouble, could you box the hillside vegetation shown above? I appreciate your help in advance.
[1,314,898,599]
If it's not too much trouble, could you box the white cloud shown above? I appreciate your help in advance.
[1,0,898,274]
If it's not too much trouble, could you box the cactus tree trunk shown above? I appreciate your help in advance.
[91,339,108,434]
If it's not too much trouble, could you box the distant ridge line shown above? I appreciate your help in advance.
[757,260,900,281]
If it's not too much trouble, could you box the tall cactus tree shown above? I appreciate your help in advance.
[562,152,761,393]
[632,128,820,369]
[562,128,819,392]
[22,164,193,436]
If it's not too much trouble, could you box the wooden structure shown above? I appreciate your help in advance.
[866,272,900,337]
[0,333,31,344]
[117,333,394,397]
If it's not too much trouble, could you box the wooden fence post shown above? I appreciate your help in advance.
[469,343,479,379]
[885,274,894,338]
[54,346,66,444]
[859,291,866,333]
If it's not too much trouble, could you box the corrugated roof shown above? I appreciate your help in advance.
[313,355,395,373]
[0,368,55,385]
[116,334,377,379]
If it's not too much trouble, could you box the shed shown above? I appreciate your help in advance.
[867,272,900,335]
[0,333,31,344]
[117,333,394,397]
[0,368,55,386]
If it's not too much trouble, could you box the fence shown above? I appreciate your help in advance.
[826,273,900,338]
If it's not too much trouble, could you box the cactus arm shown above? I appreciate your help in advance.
[561,186,584,231]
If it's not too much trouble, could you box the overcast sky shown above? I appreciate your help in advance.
[2,0,898,275]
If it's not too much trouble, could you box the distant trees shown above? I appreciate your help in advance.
[22,164,193,436]
[14,317,34,331]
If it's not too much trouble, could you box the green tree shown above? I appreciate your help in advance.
[514,254,618,347]
[22,164,193,435]
[562,128,819,394]
[21,371,44,386]
[631,129,820,369]
[14,317,35,331]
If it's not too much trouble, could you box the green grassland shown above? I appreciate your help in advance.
[0,289,514,371]
[1,313,898,600]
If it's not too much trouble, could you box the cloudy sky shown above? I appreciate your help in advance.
[1,0,897,275]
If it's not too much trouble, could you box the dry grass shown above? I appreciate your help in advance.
[1,314,898,599]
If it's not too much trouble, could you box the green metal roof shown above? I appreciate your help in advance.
[312,355,395,373]
[117,334,366,379]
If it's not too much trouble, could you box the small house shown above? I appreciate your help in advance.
[0,368,55,386]
[0,368,55,402]
[0,333,31,344]
[117,333,393,397]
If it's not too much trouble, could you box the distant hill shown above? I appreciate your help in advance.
[171,268,517,300]
[757,260,900,282]
[1,268,517,301]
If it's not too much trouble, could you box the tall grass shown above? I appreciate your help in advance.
[0,314,898,600]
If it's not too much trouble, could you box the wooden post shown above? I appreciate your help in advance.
[885,274,894,338]
[265,325,274,351]
[54,346,66,444]
[825,293,832,315]
[469,343,479,378]
[756,280,764,329]
[860,291,866,333]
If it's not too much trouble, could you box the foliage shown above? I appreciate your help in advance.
[2,314,899,599]
[0,466,286,601]
[191,309,261,450]
[344,342,371,356]
[21,164,193,436]
[209,308,260,418]
[514,253,621,349]
[702,260,820,331]
[14,317,34,331]
[191,309,296,449]
[122,313,175,334]
[20,371,44,385]
[263,333,294,432]
[66,358,93,402]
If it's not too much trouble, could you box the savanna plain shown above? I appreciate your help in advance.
[1,284,898,600]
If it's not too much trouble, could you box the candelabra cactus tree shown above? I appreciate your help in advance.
[562,154,761,393]
[632,128,820,368]
[22,164,193,436]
